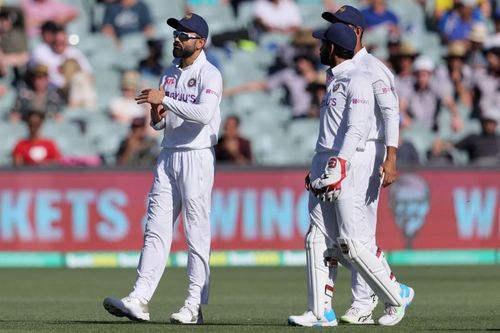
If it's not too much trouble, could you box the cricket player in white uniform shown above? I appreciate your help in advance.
[103,13,222,325]
[289,12,415,328]
[288,23,375,327]
[321,6,415,326]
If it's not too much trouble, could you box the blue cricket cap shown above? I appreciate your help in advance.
[322,5,366,29]
[167,13,209,39]
[312,23,356,52]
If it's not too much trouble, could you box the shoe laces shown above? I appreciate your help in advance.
[384,306,398,316]
[181,304,198,316]
[346,307,362,316]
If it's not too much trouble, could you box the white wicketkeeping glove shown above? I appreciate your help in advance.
[310,157,350,202]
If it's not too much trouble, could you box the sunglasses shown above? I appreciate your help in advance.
[173,30,202,42]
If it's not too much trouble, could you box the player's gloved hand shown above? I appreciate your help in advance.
[305,172,311,191]
[310,157,350,202]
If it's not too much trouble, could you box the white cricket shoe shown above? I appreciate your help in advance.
[170,303,203,324]
[288,310,338,327]
[339,306,375,324]
[103,296,150,321]
[378,283,415,326]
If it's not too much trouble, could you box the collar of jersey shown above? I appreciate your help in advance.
[328,59,355,77]
[352,47,368,64]
[172,50,207,70]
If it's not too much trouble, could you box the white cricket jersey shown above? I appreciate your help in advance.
[315,59,374,161]
[152,50,222,150]
[352,47,400,148]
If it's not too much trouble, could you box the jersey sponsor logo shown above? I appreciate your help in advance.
[165,77,176,86]
[205,88,219,97]
[188,78,197,87]
[328,97,337,107]
[381,87,395,94]
[352,98,368,104]
[165,91,197,103]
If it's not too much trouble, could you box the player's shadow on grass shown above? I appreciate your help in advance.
[422,329,500,331]
[40,320,286,327]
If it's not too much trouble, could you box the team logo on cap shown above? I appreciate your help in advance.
[338,6,346,12]
[184,13,193,19]
[333,83,341,92]
[188,78,196,87]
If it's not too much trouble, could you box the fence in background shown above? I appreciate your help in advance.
[0,167,499,267]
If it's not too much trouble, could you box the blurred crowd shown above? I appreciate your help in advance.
[0,0,499,167]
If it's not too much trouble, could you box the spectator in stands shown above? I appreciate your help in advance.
[116,116,158,166]
[60,58,97,110]
[30,27,93,88]
[10,64,63,122]
[215,115,252,164]
[427,137,455,166]
[439,0,484,43]
[306,72,326,119]
[40,20,60,44]
[109,70,148,123]
[21,0,79,38]
[224,54,320,119]
[431,107,499,165]
[30,21,60,67]
[102,0,154,44]
[392,41,419,95]
[399,55,463,132]
[397,124,421,167]
[271,28,319,71]
[138,39,164,77]
[466,23,488,69]
[471,38,500,118]
[435,41,473,107]
[361,0,400,38]
[12,110,61,166]
[494,8,500,34]
[0,8,29,73]
[253,0,302,35]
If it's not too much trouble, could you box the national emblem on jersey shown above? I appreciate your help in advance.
[188,78,197,87]
[327,157,337,168]
[332,83,341,92]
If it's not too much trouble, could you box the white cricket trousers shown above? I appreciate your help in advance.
[130,147,214,306]
[308,141,385,310]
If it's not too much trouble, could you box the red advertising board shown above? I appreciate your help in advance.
[0,169,499,251]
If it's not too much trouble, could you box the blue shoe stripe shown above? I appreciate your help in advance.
[324,309,336,322]
[399,284,410,298]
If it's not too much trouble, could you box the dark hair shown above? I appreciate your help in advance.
[293,53,317,67]
[334,44,354,59]
[41,21,61,33]
[226,115,240,126]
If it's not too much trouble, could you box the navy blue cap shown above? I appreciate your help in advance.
[322,5,366,29]
[312,23,356,52]
[167,13,209,39]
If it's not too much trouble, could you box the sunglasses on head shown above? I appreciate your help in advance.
[173,30,202,42]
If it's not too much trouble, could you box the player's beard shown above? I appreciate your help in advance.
[320,42,334,67]
[173,42,196,59]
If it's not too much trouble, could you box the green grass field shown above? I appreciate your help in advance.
[1,265,499,332]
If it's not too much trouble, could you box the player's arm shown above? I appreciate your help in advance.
[310,77,371,201]
[338,76,372,161]
[373,77,399,187]
[161,71,222,125]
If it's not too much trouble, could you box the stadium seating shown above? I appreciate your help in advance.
[0,121,27,164]
[0,0,492,168]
